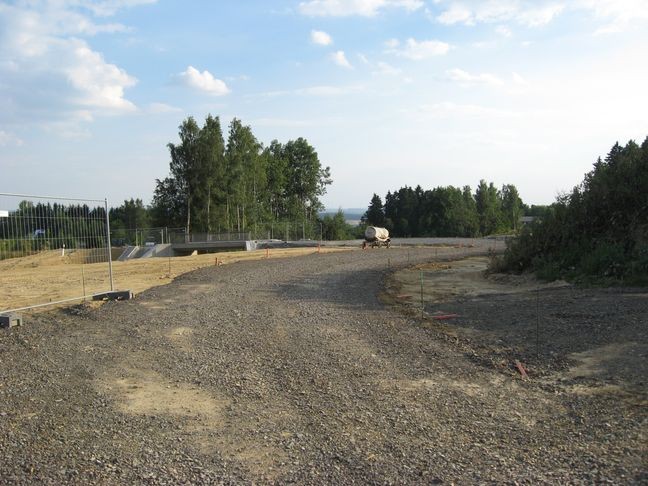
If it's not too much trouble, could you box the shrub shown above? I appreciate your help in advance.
[494,136,648,284]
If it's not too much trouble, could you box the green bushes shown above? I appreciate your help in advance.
[494,137,648,284]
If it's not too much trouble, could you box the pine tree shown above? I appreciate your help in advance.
[362,193,385,226]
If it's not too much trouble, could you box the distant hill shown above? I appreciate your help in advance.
[320,208,365,217]
[319,208,365,226]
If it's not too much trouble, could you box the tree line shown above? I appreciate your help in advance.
[495,137,648,283]
[362,181,525,237]
[148,115,331,234]
[0,201,107,255]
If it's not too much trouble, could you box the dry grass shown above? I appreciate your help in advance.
[0,246,351,312]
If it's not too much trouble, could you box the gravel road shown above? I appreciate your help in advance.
[0,244,645,484]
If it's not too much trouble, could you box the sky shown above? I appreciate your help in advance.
[1,0,647,210]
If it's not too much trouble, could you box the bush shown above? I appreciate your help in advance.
[578,242,626,278]
[494,137,648,284]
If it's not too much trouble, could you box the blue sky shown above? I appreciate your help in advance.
[1,0,647,210]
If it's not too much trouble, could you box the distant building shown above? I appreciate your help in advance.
[520,216,536,225]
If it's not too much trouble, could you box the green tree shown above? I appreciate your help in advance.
[264,140,288,220]
[196,115,226,233]
[497,136,648,282]
[152,115,333,234]
[166,117,201,232]
[150,177,186,228]
[362,193,385,226]
[475,180,502,235]
[225,118,262,231]
[284,138,331,222]
[321,209,351,240]
[110,198,150,243]
[501,184,523,232]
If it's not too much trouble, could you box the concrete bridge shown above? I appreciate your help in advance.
[117,239,320,261]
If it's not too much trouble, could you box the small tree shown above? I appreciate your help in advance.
[321,210,350,240]
[501,184,523,232]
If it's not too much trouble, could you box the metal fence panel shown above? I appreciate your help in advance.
[0,193,114,313]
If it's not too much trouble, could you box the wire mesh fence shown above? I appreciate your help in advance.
[170,221,322,242]
[0,193,114,313]
[248,221,322,241]
[126,221,324,247]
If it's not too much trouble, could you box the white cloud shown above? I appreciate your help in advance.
[415,102,520,119]
[65,41,137,110]
[0,130,24,147]
[331,50,353,69]
[384,38,400,48]
[388,38,451,60]
[373,61,402,76]
[296,85,364,96]
[177,66,230,96]
[512,72,527,85]
[76,0,159,17]
[433,0,648,32]
[446,68,504,86]
[42,112,94,139]
[437,4,474,25]
[579,0,648,34]
[311,29,333,45]
[0,0,149,137]
[357,53,370,64]
[249,118,312,128]
[225,74,250,81]
[299,0,423,17]
[518,4,564,27]
[252,85,365,98]
[472,40,498,49]
[147,102,182,114]
[496,25,512,37]
[435,1,564,27]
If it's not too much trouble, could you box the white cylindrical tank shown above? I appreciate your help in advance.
[365,226,389,241]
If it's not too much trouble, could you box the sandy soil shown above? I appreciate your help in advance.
[0,246,350,312]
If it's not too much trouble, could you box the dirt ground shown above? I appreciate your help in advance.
[388,256,648,399]
[0,246,350,312]
[0,245,645,484]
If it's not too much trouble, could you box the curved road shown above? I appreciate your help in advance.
[0,243,643,484]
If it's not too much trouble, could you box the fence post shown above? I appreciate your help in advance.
[0,193,119,313]
[104,198,114,291]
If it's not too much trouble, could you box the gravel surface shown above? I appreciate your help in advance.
[0,243,645,484]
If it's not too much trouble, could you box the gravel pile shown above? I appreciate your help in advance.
[0,243,645,484]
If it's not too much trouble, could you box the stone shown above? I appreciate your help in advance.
[0,313,22,329]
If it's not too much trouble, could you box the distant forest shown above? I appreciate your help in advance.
[361,182,541,237]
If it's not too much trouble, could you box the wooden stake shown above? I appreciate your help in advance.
[420,270,424,319]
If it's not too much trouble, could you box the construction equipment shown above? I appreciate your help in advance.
[363,226,391,249]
